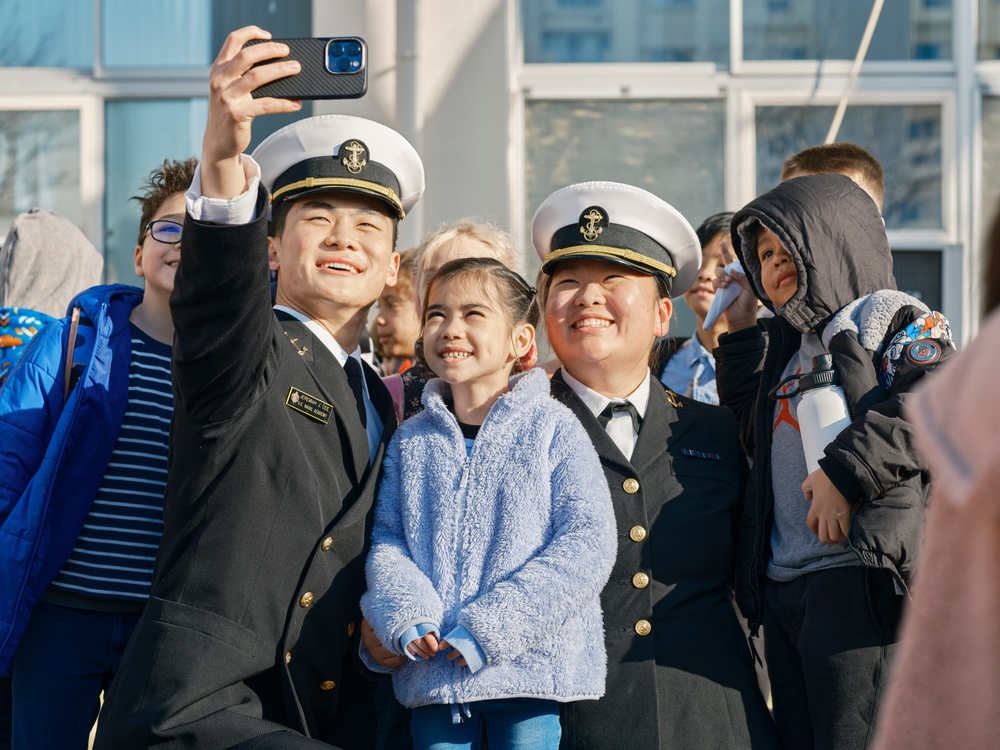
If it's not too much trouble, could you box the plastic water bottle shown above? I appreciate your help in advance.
[797,354,852,474]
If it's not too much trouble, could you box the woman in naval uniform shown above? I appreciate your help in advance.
[534,182,779,750]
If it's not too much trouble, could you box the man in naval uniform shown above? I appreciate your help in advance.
[534,183,779,749]
[96,28,422,749]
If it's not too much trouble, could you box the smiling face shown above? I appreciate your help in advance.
[683,231,727,320]
[545,258,671,393]
[134,191,185,299]
[422,275,533,395]
[268,191,399,319]
[756,225,798,308]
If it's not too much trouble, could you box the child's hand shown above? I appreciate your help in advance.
[438,639,468,668]
[714,239,759,331]
[803,468,852,544]
[406,632,440,660]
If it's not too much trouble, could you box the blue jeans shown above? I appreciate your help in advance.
[411,698,560,750]
[10,600,141,750]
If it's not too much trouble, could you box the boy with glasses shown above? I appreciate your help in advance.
[0,158,196,749]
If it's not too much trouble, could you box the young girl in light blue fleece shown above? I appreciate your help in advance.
[361,257,616,750]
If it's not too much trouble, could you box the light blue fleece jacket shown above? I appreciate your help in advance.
[361,367,617,708]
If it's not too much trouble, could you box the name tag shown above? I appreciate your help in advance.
[679,448,722,461]
[286,387,333,424]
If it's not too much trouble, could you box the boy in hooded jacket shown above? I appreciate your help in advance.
[713,173,955,750]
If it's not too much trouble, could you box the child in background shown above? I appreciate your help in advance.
[362,257,616,750]
[0,158,196,748]
[714,173,955,750]
[375,247,421,376]
[781,141,885,213]
[655,211,734,404]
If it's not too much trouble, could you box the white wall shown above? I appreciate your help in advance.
[314,0,513,250]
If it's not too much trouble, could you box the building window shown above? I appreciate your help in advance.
[755,104,943,230]
[522,0,729,65]
[744,0,952,61]
[0,110,81,233]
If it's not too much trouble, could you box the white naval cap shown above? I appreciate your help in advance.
[531,181,701,297]
[252,114,424,219]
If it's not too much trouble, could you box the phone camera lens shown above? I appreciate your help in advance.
[330,42,345,57]
[345,41,361,57]
[337,57,353,72]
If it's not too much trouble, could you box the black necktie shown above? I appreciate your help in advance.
[597,401,641,435]
[343,357,368,429]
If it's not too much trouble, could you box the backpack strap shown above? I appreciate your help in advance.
[63,307,81,404]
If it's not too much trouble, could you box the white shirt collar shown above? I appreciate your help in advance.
[273,305,361,366]
[561,368,652,419]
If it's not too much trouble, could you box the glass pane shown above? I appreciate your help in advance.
[891,250,942,311]
[525,98,725,335]
[0,111,81,241]
[104,100,208,285]
[103,0,311,68]
[979,0,1000,59]
[522,0,729,65]
[755,105,942,230]
[0,1,94,67]
[744,0,952,61]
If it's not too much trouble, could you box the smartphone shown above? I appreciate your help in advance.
[245,37,367,100]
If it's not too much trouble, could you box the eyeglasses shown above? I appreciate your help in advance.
[145,220,183,244]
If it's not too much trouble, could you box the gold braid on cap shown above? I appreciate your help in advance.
[543,245,677,277]
[269,177,404,218]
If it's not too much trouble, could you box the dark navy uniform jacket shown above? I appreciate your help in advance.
[552,371,779,750]
[97,191,392,749]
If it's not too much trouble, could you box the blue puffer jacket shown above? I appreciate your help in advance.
[361,367,617,708]
[0,283,142,674]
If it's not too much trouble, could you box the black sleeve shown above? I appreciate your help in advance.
[714,325,766,457]
[819,307,958,504]
[169,188,276,423]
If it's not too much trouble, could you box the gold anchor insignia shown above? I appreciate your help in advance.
[580,208,605,242]
[342,141,367,174]
[664,388,683,408]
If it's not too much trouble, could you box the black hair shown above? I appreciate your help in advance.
[696,211,735,248]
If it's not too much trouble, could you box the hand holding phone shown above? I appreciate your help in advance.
[244,37,368,100]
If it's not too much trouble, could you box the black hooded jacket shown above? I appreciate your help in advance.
[715,174,956,630]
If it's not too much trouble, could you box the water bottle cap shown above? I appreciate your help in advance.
[799,354,839,392]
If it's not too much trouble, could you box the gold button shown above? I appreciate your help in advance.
[632,572,650,589]
[299,592,315,608]
[319,680,336,691]
[629,525,647,542]
[623,478,640,494]
[635,619,652,636]
[321,537,333,552]
[347,622,356,637]
[285,650,293,664]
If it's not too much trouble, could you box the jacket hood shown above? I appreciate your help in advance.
[0,208,104,316]
[421,367,551,432]
[731,173,895,333]
[67,283,144,321]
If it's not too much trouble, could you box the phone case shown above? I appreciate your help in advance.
[245,38,367,100]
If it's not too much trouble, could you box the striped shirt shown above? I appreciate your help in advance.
[48,323,172,606]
